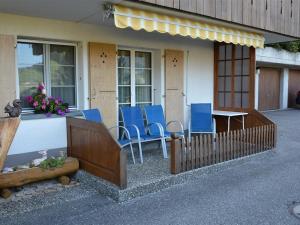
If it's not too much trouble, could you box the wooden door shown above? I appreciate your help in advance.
[288,70,300,108]
[258,68,280,111]
[165,49,184,129]
[89,42,117,128]
[0,34,16,117]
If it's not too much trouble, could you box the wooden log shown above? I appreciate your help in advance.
[0,157,79,189]
[0,188,12,199]
[0,117,20,171]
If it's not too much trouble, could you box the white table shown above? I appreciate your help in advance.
[213,110,248,132]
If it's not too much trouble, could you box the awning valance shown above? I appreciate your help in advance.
[113,5,265,48]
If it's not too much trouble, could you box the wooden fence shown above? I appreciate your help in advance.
[171,124,277,174]
[66,117,127,189]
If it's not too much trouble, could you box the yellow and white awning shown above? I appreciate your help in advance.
[114,5,265,48]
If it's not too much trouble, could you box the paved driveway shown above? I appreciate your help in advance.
[1,110,300,225]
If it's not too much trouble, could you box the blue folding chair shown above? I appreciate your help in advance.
[144,105,184,140]
[82,109,136,164]
[120,106,167,164]
[188,103,216,140]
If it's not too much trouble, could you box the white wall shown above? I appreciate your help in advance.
[0,13,214,155]
[9,118,67,155]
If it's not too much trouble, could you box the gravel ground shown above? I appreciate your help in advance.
[1,109,300,225]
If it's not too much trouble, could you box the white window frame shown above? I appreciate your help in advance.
[117,48,154,108]
[16,38,78,112]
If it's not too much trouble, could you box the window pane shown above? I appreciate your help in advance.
[51,87,75,106]
[225,93,231,107]
[118,87,131,104]
[236,45,242,59]
[135,69,151,85]
[235,60,242,75]
[225,77,231,92]
[218,93,225,107]
[118,68,131,85]
[226,45,232,60]
[51,65,75,85]
[135,52,151,68]
[225,61,232,76]
[50,45,76,106]
[118,50,130,67]
[243,59,249,75]
[242,93,249,108]
[17,42,45,108]
[219,45,225,60]
[242,76,249,92]
[17,43,43,65]
[243,47,249,58]
[234,93,242,108]
[218,61,225,76]
[234,76,241,92]
[218,77,224,91]
[50,45,75,65]
[136,86,151,103]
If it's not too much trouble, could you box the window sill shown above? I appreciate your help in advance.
[21,110,82,121]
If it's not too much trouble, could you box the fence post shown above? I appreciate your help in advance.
[170,133,182,174]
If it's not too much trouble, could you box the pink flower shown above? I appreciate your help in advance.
[33,101,38,107]
[26,96,33,103]
[55,99,59,105]
[41,104,46,110]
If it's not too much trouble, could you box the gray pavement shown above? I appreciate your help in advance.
[1,109,300,225]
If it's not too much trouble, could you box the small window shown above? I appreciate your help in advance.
[17,41,76,109]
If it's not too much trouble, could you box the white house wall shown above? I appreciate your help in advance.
[0,13,214,155]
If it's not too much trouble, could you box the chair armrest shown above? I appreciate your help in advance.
[147,122,164,137]
[125,124,141,140]
[166,120,184,133]
[108,125,132,140]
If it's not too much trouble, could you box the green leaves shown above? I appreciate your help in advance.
[39,157,66,170]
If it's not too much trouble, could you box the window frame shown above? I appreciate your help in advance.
[16,39,78,113]
[117,48,154,107]
[214,42,256,111]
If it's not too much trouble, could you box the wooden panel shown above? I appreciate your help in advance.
[0,35,16,118]
[0,118,20,171]
[203,0,216,17]
[89,42,117,128]
[165,49,184,127]
[231,0,242,23]
[288,70,300,108]
[138,0,300,38]
[67,117,127,188]
[258,68,281,111]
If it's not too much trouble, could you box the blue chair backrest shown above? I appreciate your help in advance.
[191,103,213,133]
[82,109,102,123]
[144,105,166,135]
[120,106,146,138]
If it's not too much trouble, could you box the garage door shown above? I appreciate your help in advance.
[288,70,300,108]
[258,68,281,111]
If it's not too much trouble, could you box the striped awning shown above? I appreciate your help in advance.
[113,5,265,48]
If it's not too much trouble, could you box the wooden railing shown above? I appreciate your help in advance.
[138,0,300,38]
[66,117,127,189]
[171,124,277,174]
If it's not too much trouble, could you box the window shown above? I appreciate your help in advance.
[17,41,76,109]
[118,49,152,121]
[214,43,255,110]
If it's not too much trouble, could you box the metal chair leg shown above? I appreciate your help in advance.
[138,141,143,163]
[129,143,135,164]
[161,138,168,159]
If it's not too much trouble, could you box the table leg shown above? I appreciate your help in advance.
[227,117,230,132]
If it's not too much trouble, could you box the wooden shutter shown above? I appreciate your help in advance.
[89,42,117,128]
[165,49,184,129]
[0,35,16,118]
